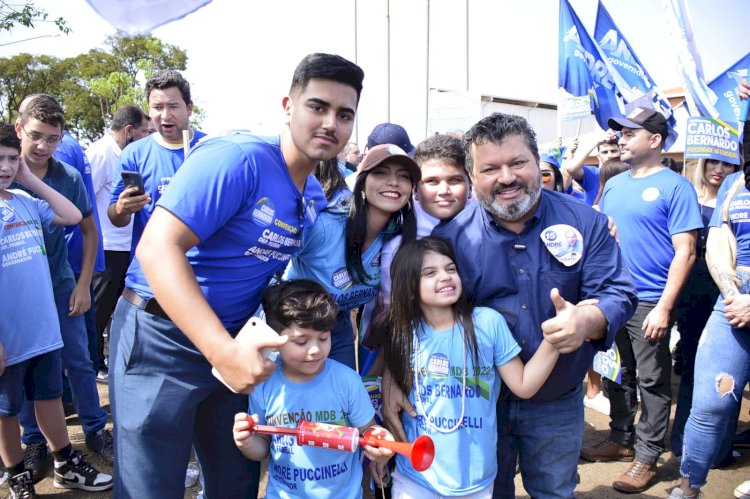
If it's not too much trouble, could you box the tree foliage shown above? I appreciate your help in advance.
[0,33,198,143]
[0,1,70,34]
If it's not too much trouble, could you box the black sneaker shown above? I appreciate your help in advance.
[8,470,36,498]
[23,441,50,482]
[53,450,113,492]
[85,428,114,464]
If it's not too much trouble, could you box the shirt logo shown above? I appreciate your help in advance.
[331,267,353,290]
[427,353,450,378]
[541,224,583,267]
[641,187,660,202]
[1,207,14,223]
[252,197,275,227]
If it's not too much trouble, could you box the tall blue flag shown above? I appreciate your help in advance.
[707,52,750,123]
[595,1,678,149]
[559,0,625,132]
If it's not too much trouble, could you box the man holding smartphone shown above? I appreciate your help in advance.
[108,54,365,498]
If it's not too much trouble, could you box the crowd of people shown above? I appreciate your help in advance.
[1,51,750,499]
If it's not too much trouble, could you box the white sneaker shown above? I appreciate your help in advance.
[584,391,610,415]
[735,480,750,498]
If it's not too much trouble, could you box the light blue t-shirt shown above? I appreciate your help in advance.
[249,360,374,499]
[710,172,750,266]
[0,190,63,366]
[55,131,105,273]
[11,158,91,295]
[142,134,326,331]
[600,168,702,301]
[111,130,207,257]
[399,307,521,496]
[285,207,388,312]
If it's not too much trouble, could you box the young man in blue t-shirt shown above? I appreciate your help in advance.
[108,53,365,498]
[586,107,703,494]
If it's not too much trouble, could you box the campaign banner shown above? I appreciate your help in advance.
[86,0,213,33]
[362,376,383,425]
[593,344,622,384]
[595,1,678,150]
[684,117,742,165]
[559,95,592,121]
[558,0,623,132]
[707,52,750,123]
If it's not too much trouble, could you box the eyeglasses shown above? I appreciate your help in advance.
[541,171,554,180]
[21,125,61,146]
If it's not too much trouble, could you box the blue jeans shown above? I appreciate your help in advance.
[109,297,259,499]
[681,271,750,489]
[19,290,107,444]
[493,384,582,499]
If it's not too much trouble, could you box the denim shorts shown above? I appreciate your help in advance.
[0,349,63,417]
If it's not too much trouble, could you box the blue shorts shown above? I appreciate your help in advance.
[0,349,63,417]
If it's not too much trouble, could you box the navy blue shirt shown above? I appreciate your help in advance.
[434,190,637,401]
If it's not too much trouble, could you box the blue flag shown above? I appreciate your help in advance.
[707,52,750,123]
[594,1,678,149]
[559,0,623,132]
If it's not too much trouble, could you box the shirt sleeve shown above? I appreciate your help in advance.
[344,368,376,429]
[69,168,93,218]
[711,172,742,228]
[667,180,703,235]
[249,386,267,424]
[87,148,109,195]
[477,308,521,367]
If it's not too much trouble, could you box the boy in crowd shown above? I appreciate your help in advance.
[233,279,393,498]
[0,124,112,497]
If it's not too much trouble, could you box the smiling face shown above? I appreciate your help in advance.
[279,323,331,382]
[0,144,20,192]
[419,250,462,312]
[148,86,193,144]
[470,134,542,225]
[283,78,358,167]
[417,159,470,220]
[15,118,62,169]
[363,161,413,218]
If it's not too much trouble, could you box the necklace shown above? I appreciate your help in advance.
[413,322,467,434]
[1,195,47,255]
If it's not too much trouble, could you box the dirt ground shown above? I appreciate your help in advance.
[4,375,749,498]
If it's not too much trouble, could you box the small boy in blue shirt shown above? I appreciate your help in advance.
[0,123,113,496]
[233,279,394,499]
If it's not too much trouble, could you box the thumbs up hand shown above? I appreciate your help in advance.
[541,288,598,354]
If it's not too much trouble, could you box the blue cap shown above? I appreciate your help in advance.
[539,146,567,170]
[367,123,415,154]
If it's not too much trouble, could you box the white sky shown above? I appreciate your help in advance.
[1,0,747,146]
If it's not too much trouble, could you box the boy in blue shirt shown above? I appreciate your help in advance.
[233,279,394,498]
[0,124,113,497]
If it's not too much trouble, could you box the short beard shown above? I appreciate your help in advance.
[477,174,542,222]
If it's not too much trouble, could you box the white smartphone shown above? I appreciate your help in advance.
[211,317,279,393]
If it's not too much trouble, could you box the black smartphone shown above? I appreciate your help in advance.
[121,171,145,196]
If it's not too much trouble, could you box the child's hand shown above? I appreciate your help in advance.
[360,426,395,463]
[369,459,391,488]
[233,412,256,451]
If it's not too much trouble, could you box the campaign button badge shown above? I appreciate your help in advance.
[540,224,583,267]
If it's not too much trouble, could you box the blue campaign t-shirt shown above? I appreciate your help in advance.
[285,207,389,312]
[600,168,703,302]
[139,134,326,331]
[433,192,637,402]
[249,360,374,499]
[55,131,105,273]
[710,172,750,266]
[579,165,600,206]
[399,307,520,496]
[0,190,63,366]
[11,158,91,295]
[111,130,207,256]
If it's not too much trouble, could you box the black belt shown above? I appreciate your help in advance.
[122,287,171,321]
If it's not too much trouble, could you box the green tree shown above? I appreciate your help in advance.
[0,1,70,33]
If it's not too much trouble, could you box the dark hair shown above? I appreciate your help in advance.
[593,159,630,205]
[111,105,149,131]
[661,156,682,174]
[314,158,348,202]
[145,69,192,104]
[540,162,564,192]
[262,279,339,334]
[346,171,416,284]
[464,113,538,174]
[414,134,467,174]
[0,123,21,151]
[385,236,480,396]
[289,53,365,102]
[18,94,64,129]
[596,136,619,151]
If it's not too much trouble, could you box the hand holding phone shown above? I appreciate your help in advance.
[121,171,145,196]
